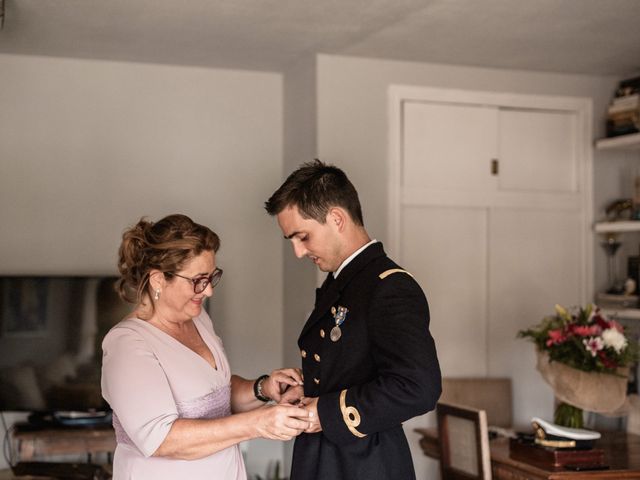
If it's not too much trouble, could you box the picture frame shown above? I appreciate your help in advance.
[437,401,491,480]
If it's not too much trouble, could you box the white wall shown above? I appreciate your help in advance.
[280,56,320,471]
[314,53,622,478]
[0,53,284,477]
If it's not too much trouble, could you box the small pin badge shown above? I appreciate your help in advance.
[330,306,348,342]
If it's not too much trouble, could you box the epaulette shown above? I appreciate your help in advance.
[378,268,413,280]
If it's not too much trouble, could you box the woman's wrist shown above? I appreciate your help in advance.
[253,374,271,402]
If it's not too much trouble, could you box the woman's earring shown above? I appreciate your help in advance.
[154,289,161,301]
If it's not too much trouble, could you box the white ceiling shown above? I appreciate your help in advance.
[1,0,639,76]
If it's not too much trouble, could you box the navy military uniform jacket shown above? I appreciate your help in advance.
[291,242,441,480]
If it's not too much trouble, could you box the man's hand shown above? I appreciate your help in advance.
[299,396,322,433]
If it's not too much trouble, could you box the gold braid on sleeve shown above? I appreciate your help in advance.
[339,389,366,438]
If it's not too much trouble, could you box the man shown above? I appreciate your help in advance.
[265,160,441,480]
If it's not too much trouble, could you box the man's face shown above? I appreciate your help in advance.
[276,205,343,272]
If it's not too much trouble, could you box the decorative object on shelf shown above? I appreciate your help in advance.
[605,198,633,221]
[600,233,624,294]
[518,304,639,427]
[607,76,640,138]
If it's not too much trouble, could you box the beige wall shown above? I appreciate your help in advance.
[0,53,285,476]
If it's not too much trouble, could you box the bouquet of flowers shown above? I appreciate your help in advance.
[518,304,638,427]
[518,303,637,373]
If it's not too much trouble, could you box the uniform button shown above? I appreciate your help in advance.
[314,353,321,362]
[301,350,307,358]
[320,329,325,338]
[314,378,320,384]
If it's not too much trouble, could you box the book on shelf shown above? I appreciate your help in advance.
[607,109,639,124]
[605,76,640,137]
[608,94,640,114]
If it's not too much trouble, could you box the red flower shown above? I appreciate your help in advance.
[593,313,611,330]
[597,351,618,369]
[546,329,567,347]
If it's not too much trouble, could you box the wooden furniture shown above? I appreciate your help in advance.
[416,428,640,479]
[0,462,110,480]
[440,378,512,428]
[437,402,492,480]
[11,423,116,463]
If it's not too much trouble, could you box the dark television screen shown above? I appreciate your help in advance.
[0,276,129,412]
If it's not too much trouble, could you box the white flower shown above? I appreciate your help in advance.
[602,328,628,353]
[583,337,604,357]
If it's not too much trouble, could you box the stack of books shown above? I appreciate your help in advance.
[606,76,640,138]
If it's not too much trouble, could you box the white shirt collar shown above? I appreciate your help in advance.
[333,239,377,278]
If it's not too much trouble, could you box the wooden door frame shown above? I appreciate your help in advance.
[387,85,594,304]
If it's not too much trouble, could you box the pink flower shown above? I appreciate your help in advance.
[583,337,604,357]
[570,324,600,337]
[546,329,567,347]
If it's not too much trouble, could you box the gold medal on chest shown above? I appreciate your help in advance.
[330,306,348,342]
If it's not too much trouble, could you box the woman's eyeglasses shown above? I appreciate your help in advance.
[170,268,223,294]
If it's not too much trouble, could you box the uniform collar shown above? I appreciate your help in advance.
[333,239,377,279]
[303,242,386,338]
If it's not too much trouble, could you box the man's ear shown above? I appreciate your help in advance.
[327,207,348,232]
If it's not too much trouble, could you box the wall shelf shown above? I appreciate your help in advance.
[602,307,640,320]
[595,132,640,150]
[594,221,640,233]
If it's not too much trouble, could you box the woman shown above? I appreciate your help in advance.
[101,214,310,479]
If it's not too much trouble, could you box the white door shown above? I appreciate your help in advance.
[403,101,498,193]
[392,88,591,428]
[498,108,578,193]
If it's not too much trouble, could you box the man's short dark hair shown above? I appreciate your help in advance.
[265,159,364,226]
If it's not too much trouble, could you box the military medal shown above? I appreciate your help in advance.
[330,326,342,342]
[330,306,348,342]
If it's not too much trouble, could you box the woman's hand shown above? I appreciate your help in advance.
[254,404,313,441]
[279,385,304,405]
[261,368,304,403]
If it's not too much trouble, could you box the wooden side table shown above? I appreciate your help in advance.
[416,428,640,479]
[12,423,116,463]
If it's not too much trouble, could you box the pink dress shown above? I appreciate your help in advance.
[101,310,247,480]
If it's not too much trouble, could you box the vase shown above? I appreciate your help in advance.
[554,402,584,428]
